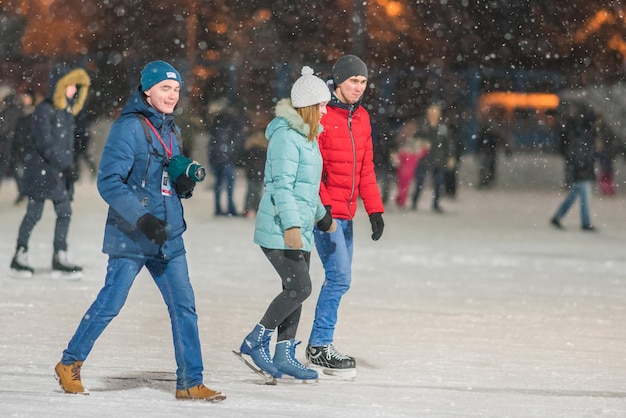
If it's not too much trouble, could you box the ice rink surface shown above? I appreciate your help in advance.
[1,154,625,417]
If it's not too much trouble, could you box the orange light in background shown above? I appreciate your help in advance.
[205,50,220,60]
[608,34,626,58]
[376,0,403,17]
[254,8,272,23]
[192,65,218,80]
[479,92,560,112]
[574,9,615,42]
[386,1,403,17]
[208,21,228,35]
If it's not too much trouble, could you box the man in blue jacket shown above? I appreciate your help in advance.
[54,60,225,402]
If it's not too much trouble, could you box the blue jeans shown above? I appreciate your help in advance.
[553,180,592,227]
[61,255,204,390]
[310,219,353,346]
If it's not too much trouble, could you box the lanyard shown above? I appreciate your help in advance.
[144,119,173,159]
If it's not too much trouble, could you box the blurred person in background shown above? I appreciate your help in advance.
[9,66,90,279]
[411,103,456,213]
[0,92,25,195]
[206,97,244,217]
[550,102,598,231]
[11,89,37,204]
[394,117,430,208]
[476,105,508,189]
[240,127,267,218]
[594,114,620,197]
[443,110,463,197]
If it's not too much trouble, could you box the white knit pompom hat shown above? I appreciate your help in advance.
[290,66,331,108]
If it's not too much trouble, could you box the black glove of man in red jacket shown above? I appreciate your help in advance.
[369,212,384,241]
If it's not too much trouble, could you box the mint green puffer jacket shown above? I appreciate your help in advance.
[253,99,327,251]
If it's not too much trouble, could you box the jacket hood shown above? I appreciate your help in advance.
[265,98,312,140]
[48,66,91,114]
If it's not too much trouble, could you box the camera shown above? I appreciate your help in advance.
[184,161,207,182]
[167,155,206,183]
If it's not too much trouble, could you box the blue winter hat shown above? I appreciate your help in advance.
[140,60,182,91]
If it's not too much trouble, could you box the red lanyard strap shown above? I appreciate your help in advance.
[144,118,173,159]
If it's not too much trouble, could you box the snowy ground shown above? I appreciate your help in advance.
[1,154,625,417]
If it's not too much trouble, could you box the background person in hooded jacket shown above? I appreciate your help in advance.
[9,65,90,279]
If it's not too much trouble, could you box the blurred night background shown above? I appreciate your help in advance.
[1,0,626,157]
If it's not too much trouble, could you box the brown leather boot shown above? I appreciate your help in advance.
[55,361,89,394]
[175,383,226,402]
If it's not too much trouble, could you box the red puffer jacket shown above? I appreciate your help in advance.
[318,101,384,220]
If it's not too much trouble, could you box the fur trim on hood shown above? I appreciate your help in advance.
[51,67,91,115]
[274,98,311,138]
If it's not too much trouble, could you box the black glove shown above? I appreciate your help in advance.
[316,206,333,232]
[173,174,195,196]
[369,212,384,241]
[137,213,167,245]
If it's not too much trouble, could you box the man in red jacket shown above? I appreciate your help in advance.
[306,55,385,378]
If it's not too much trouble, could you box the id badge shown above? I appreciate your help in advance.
[161,171,172,197]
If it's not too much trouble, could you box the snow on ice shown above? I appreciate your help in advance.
[0,150,625,417]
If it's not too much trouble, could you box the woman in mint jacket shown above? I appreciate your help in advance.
[238,67,335,382]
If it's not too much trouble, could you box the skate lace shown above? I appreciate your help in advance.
[259,334,273,363]
[325,343,351,360]
[287,341,307,370]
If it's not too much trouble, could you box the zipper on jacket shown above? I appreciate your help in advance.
[141,148,151,189]
[159,193,167,260]
[347,105,357,217]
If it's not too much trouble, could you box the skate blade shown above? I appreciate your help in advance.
[9,269,33,279]
[232,350,277,385]
[50,270,83,281]
[309,364,357,380]
[276,375,319,385]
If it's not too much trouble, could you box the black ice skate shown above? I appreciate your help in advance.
[51,250,83,280]
[10,246,34,278]
[305,343,357,379]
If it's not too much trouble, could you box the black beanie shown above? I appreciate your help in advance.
[332,55,368,85]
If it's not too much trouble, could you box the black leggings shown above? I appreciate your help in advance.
[18,197,72,253]
[259,247,312,342]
